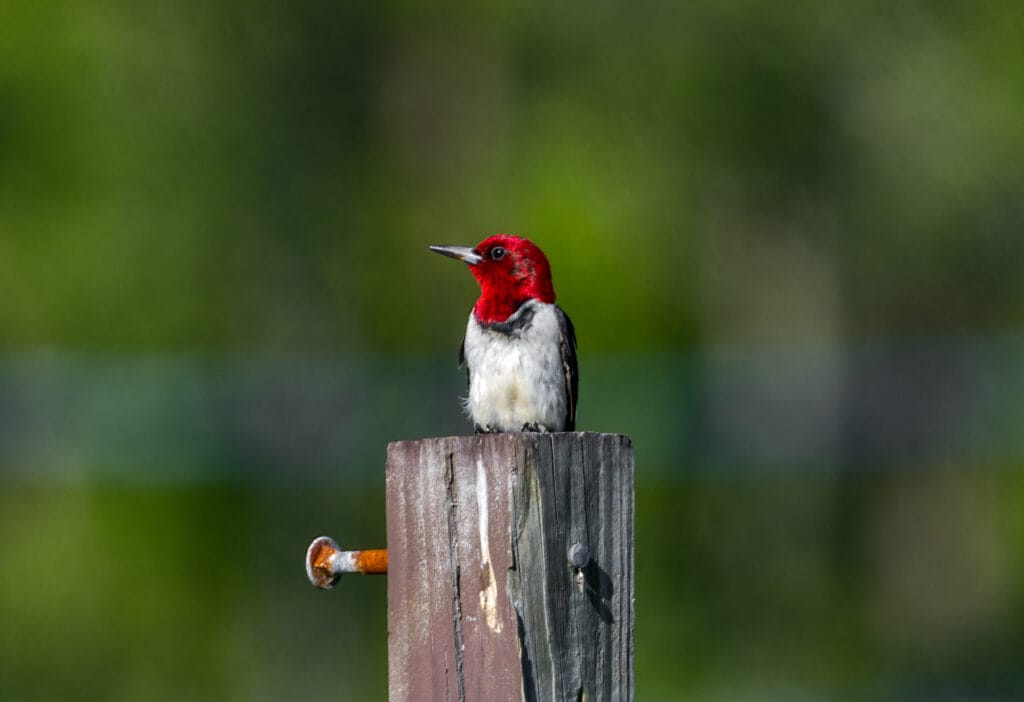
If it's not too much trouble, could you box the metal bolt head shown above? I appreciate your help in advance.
[306,536,344,589]
[567,542,590,569]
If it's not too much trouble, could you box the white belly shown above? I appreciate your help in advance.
[462,301,567,432]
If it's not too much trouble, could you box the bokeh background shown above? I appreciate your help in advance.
[2,1,1024,700]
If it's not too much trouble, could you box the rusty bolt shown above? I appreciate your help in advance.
[305,536,388,589]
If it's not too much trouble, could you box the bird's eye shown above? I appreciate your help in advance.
[490,246,506,260]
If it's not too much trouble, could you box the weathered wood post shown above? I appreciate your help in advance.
[386,431,634,701]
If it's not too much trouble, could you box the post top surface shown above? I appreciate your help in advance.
[386,431,632,453]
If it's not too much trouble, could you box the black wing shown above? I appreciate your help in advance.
[556,306,579,431]
[458,337,469,388]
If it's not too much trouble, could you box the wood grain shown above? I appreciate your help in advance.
[386,432,634,701]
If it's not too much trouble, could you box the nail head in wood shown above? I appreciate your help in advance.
[568,542,591,569]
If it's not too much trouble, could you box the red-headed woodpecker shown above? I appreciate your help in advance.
[430,235,578,433]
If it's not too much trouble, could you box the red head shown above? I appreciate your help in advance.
[430,235,556,324]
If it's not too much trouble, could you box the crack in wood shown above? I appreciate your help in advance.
[508,442,538,701]
[444,452,467,702]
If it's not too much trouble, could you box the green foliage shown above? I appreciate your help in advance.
[2,1,1021,352]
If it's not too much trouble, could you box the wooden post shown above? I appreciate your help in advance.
[386,432,634,701]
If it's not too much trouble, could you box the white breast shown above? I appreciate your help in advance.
[462,300,567,432]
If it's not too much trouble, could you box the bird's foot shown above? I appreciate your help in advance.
[475,422,550,433]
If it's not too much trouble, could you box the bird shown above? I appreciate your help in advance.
[430,234,578,433]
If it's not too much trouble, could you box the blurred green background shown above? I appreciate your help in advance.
[2,1,1024,700]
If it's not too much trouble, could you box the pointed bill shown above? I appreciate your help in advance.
[429,245,483,265]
